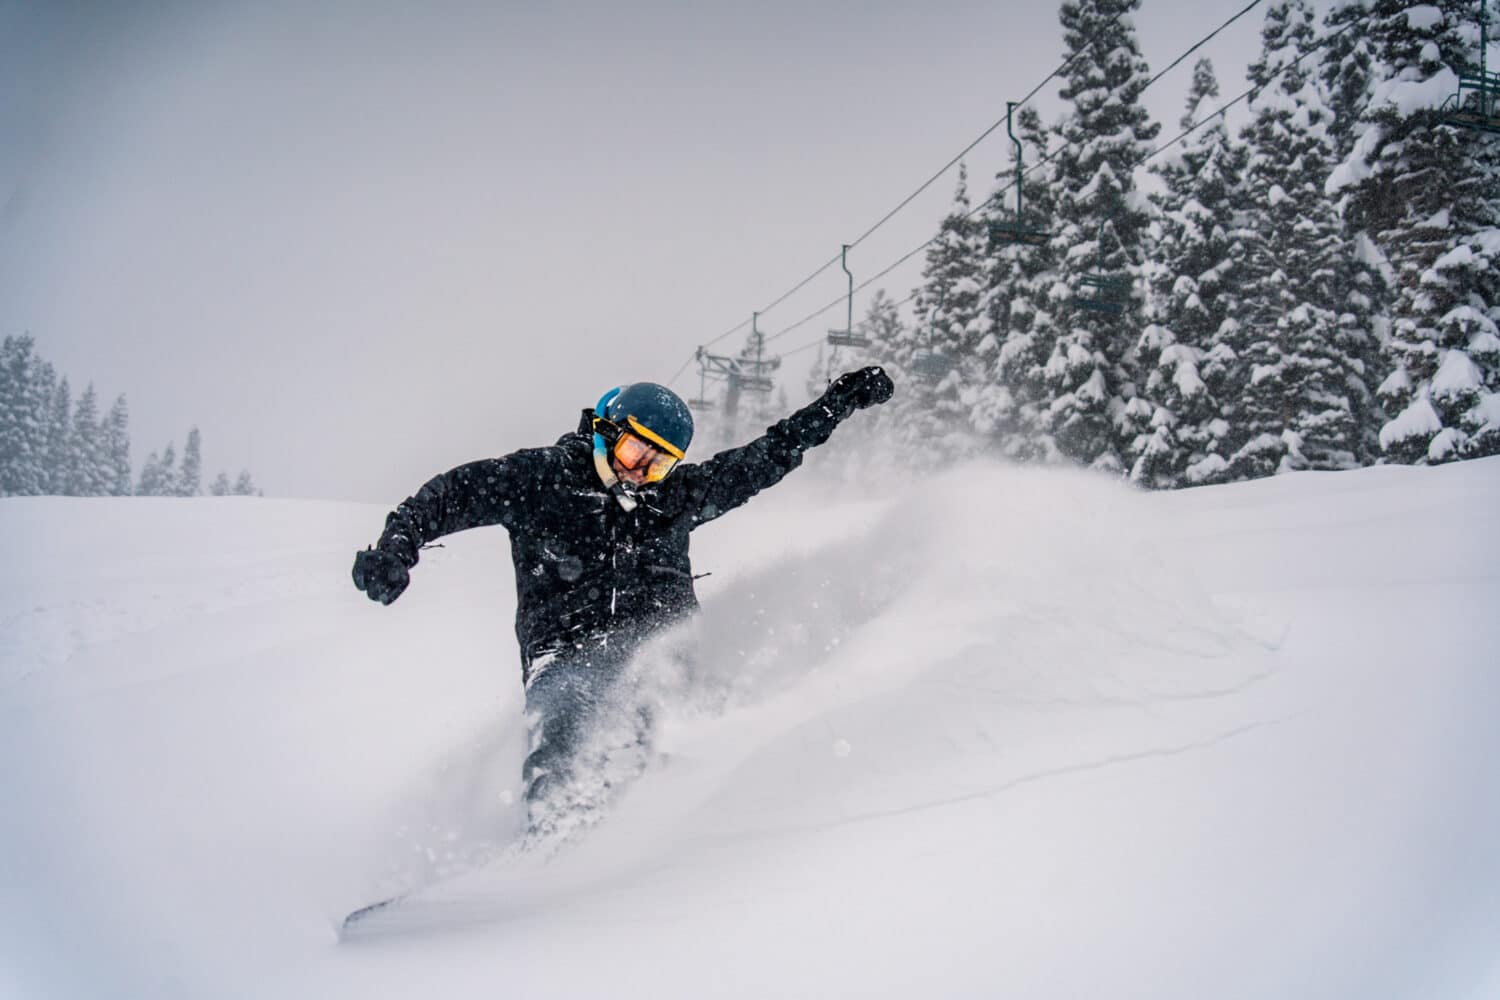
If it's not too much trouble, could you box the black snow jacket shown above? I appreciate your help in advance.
[374,392,853,681]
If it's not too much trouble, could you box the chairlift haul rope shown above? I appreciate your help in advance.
[670,0,1372,398]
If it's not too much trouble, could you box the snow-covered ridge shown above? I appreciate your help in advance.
[3,459,1498,999]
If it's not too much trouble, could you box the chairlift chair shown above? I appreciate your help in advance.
[1076,274,1130,314]
[826,244,871,349]
[730,371,775,393]
[910,285,954,381]
[1074,218,1130,316]
[910,351,954,380]
[988,102,1053,250]
[827,329,871,348]
[727,315,780,394]
[1443,0,1500,135]
[988,219,1052,248]
[1443,68,1500,134]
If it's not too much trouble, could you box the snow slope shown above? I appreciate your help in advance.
[2,458,1497,999]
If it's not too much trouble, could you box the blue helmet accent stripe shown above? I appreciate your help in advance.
[593,386,623,458]
[595,386,623,418]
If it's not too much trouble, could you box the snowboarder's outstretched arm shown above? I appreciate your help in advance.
[353,450,551,604]
[682,366,893,527]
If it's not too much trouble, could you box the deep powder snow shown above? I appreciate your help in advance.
[2,458,1497,999]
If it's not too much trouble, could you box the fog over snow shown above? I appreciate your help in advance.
[3,455,1497,999]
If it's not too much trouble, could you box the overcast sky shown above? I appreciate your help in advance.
[1,0,1272,502]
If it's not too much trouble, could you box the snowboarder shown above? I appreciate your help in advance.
[352,366,894,831]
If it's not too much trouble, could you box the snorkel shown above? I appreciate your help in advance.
[592,386,638,512]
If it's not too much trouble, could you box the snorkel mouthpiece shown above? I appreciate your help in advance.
[593,386,638,511]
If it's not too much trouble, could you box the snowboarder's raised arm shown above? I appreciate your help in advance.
[353,450,549,605]
[682,366,893,527]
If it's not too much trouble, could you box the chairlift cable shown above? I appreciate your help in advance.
[682,11,1135,366]
[1142,0,1264,92]
[837,14,1124,258]
[671,0,1334,388]
[761,11,1366,365]
[664,354,696,389]
[773,3,1285,345]
[1141,12,1360,162]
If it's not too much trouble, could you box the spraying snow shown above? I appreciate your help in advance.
[2,458,1498,999]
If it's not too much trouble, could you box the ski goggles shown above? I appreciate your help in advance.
[612,428,680,483]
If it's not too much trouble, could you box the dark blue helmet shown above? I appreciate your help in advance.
[600,382,694,457]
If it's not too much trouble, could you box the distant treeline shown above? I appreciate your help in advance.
[0,334,261,498]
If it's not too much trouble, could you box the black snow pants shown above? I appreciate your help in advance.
[520,633,655,829]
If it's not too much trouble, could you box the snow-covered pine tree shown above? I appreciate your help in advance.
[232,470,259,496]
[159,443,176,493]
[1333,0,1500,463]
[103,395,132,496]
[1225,0,1366,480]
[900,164,987,465]
[44,376,72,494]
[68,383,107,496]
[1317,0,1388,464]
[974,105,1063,462]
[210,471,232,496]
[825,288,911,476]
[0,335,55,496]
[138,442,177,496]
[1045,0,1160,472]
[857,289,906,367]
[1134,58,1248,488]
[137,451,163,496]
[178,427,202,496]
[1320,1,1379,164]
[861,288,920,401]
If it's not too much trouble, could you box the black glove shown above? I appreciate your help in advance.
[825,366,895,417]
[352,547,411,605]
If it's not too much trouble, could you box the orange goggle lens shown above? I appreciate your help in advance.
[613,433,679,483]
